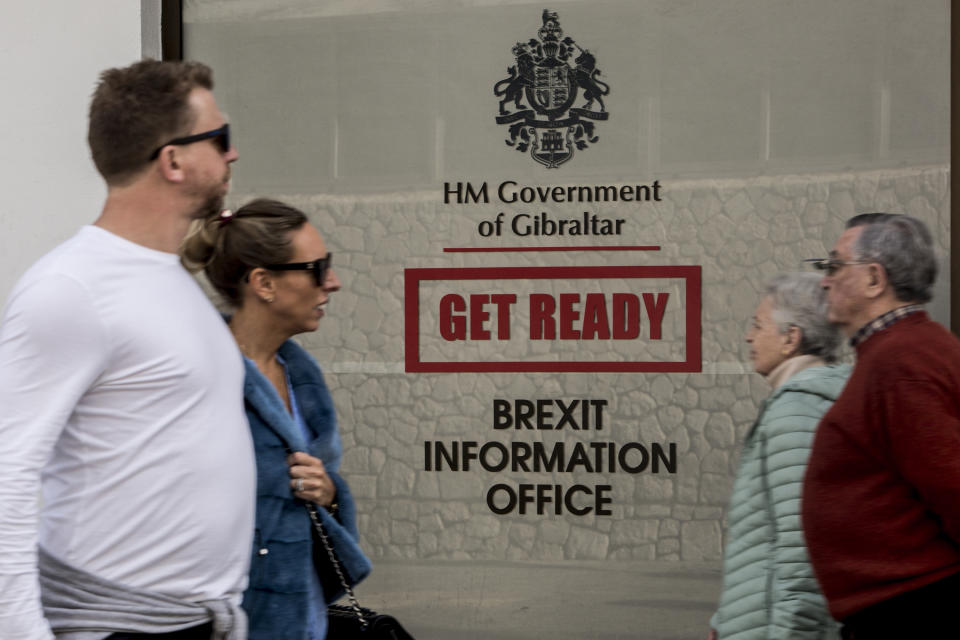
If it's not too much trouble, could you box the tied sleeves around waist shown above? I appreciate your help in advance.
[38,547,246,640]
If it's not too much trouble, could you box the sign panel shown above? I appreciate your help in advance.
[405,266,701,372]
[184,2,949,637]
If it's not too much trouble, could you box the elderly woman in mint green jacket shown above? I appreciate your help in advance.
[709,273,849,640]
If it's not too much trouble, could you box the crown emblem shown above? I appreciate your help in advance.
[493,10,611,168]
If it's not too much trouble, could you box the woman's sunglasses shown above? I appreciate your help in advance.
[262,253,333,287]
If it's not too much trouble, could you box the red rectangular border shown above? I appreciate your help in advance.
[404,266,701,373]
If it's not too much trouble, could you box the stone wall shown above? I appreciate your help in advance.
[235,164,949,563]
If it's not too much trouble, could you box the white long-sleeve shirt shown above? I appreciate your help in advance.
[0,226,256,640]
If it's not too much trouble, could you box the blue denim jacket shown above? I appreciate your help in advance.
[240,340,372,640]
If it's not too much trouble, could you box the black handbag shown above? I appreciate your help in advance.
[307,506,416,639]
[326,603,415,639]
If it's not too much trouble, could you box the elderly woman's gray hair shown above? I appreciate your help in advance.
[847,213,937,304]
[765,272,841,363]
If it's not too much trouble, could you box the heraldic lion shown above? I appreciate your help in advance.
[573,50,610,112]
[495,44,535,115]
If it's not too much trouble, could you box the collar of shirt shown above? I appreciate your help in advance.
[850,304,924,347]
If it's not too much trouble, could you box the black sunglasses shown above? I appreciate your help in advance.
[148,123,231,161]
[262,254,333,287]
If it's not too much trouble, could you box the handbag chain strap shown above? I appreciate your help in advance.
[307,505,369,630]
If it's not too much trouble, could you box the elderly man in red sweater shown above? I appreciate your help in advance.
[802,213,960,639]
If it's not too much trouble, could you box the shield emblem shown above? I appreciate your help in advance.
[526,63,576,117]
[531,128,574,169]
[494,10,608,167]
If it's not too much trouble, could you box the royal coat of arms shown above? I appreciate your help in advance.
[493,9,611,168]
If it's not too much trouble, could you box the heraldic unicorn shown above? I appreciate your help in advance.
[493,9,611,168]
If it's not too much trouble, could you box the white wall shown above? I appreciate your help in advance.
[0,1,142,303]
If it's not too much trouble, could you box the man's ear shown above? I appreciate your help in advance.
[782,325,802,356]
[157,147,186,184]
[247,268,277,304]
[864,263,888,299]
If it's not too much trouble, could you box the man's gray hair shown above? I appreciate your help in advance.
[766,272,841,363]
[846,213,937,304]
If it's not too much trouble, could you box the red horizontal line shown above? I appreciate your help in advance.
[443,245,661,253]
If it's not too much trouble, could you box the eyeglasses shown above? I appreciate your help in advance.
[262,253,333,287]
[804,257,872,276]
[148,123,231,161]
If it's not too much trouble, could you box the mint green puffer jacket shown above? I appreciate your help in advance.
[712,364,850,639]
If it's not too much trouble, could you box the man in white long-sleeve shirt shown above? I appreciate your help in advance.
[0,60,255,640]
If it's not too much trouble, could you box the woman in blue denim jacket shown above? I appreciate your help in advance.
[183,198,371,640]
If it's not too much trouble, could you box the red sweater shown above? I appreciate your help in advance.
[802,312,960,620]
